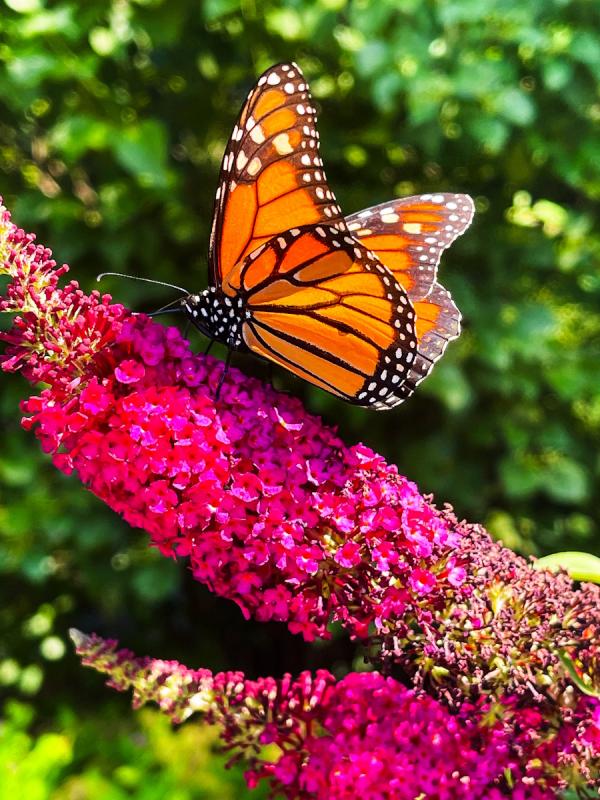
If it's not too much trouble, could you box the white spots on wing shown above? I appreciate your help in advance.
[316,187,325,199]
[296,104,306,115]
[301,154,311,166]
[446,201,458,210]
[316,227,326,237]
[290,228,300,236]
[236,150,248,170]
[273,132,293,155]
[267,72,281,85]
[247,157,262,176]
[245,116,256,131]
[284,82,295,94]
[403,222,422,234]
[431,194,444,203]
[249,125,265,144]
[277,236,286,248]
[347,222,361,231]
[354,247,362,259]
[381,212,399,223]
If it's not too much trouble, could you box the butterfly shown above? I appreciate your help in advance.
[181,62,474,410]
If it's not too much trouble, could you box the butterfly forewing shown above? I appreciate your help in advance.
[234,226,418,408]
[209,62,347,287]
[345,193,474,301]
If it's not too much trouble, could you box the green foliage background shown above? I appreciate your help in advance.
[0,0,598,796]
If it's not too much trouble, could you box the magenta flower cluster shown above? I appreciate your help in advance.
[71,631,557,800]
[1,203,465,642]
[2,198,599,796]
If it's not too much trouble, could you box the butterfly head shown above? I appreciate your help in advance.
[181,287,247,350]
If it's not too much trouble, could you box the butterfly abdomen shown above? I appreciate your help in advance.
[182,287,248,350]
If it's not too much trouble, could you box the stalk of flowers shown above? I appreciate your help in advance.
[1,199,599,791]
[375,513,600,709]
[70,629,565,800]
[0,197,468,645]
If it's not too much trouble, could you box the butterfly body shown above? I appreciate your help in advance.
[183,62,473,410]
[183,287,247,350]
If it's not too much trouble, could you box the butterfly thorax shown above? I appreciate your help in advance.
[181,287,248,350]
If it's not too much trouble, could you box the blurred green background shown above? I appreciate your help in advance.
[1,0,599,796]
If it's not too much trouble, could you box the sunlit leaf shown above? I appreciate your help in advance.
[536,551,600,584]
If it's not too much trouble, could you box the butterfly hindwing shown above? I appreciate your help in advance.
[229,226,418,408]
[345,193,474,301]
[377,282,462,408]
[209,62,346,287]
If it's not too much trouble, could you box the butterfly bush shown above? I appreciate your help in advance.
[71,629,570,800]
[1,198,599,795]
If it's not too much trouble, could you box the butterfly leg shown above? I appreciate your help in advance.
[215,350,232,400]
[204,339,215,355]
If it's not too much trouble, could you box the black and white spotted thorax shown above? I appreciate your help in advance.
[182,287,248,350]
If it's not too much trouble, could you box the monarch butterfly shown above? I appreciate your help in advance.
[183,63,473,409]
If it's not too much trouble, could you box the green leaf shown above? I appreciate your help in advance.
[558,651,600,697]
[496,88,536,126]
[3,0,42,12]
[535,551,600,584]
[50,115,111,161]
[113,120,170,188]
[539,458,589,504]
[466,115,509,153]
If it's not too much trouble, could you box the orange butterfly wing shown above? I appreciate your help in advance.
[225,225,418,408]
[405,282,462,391]
[209,62,346,287]
[345,193,474,300]
[346,193,473,399]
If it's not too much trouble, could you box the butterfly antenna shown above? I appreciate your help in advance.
[146,297,185,317]
[97,272,190,295]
